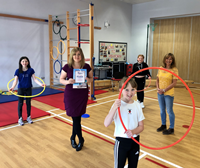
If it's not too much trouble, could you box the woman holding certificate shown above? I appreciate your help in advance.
[60,47,93,151]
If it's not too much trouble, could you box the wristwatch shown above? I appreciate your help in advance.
[163,89,165,93]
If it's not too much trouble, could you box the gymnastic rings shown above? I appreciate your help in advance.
[136,76,151,92]
[59,25,67,40]
[50,40,66,61]
[54,60,62,74]
[7,77,46,98]
[53,19,67,40]
[53,19,61,35]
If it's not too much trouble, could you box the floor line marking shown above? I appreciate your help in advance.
[50,111,182,168]
[139,153,147,160]
[145,96,200,110]
[0,102,183,168]
[145,157,170,168]
[95,88,157,101]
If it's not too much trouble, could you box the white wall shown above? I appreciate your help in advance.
[0,0,132,91]
[131,0,200,65]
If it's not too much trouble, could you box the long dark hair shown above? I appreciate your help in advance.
[19,56,31,73]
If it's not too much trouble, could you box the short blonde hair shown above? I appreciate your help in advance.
[68,47,85,68]
[137,54,144,59]
[119,77,137,89]
[162,53,176,68]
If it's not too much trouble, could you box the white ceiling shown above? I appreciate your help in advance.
[80,0,156,5]
[117,0,156,5]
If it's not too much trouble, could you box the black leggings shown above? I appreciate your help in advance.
[71,116,84,142]
[114,136,140,168]
[18,88,32,119]
[135,77,146,103]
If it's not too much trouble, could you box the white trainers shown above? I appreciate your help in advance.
[140,102,145,108]
[18,117,24,126]
[27,116,33,124]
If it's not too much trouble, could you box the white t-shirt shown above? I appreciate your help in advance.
[113,100,145,138]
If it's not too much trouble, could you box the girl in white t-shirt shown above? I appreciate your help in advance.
[104,77,145,168]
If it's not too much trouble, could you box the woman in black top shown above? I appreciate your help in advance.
[132,54,151,108]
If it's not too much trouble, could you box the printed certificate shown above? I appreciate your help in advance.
[73,69,87,89]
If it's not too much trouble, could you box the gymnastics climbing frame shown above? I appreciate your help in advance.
[48,3,94,100]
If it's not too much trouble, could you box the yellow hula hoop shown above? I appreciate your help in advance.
[57,40,66,55]
[50,46,60,61]
[7,76,46,98]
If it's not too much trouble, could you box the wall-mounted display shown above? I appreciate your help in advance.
[99,41,127,63]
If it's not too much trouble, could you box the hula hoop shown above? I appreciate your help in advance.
[59,25,67,40]
[118,67,195,150]
[53,60,62,74]
[136,77,151,92]
[50,46,60,61]
[57,40,66,55]
[7,77,46,98]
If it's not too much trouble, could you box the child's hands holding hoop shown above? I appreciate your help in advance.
[9,87,14,92]
[125,129,134,138]
[114,99,121,109]
[41,84,46,87]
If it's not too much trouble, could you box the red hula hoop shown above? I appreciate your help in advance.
[136,76,151,92]
[118,67,195,150]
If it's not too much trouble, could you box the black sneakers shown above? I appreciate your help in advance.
[163,128,174,135]
[157,125,166,132]
[157,125,174,135]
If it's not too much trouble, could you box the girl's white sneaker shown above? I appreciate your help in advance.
[140,102,145,108]
[27,116,33,124]
[18,117,24,126]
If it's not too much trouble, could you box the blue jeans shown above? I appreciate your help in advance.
[157,93,175,128]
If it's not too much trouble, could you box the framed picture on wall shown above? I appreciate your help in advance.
[99,41,127,64]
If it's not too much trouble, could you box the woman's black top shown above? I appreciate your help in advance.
[132,62,151,77]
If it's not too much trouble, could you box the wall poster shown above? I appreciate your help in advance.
[99,41,127,63]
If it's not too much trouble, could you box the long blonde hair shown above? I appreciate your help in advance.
[68,47,85,68]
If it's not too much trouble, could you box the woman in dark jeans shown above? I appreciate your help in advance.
[132,54,151,108]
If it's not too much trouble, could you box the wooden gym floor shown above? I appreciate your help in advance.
[0,86,200,168]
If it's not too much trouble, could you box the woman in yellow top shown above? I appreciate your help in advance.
[156,53,178,135]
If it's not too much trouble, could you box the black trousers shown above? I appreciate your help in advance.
[71,116,84,142]
[114,136,140,168]
[18,88,32,119]
[135,77,146,103]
